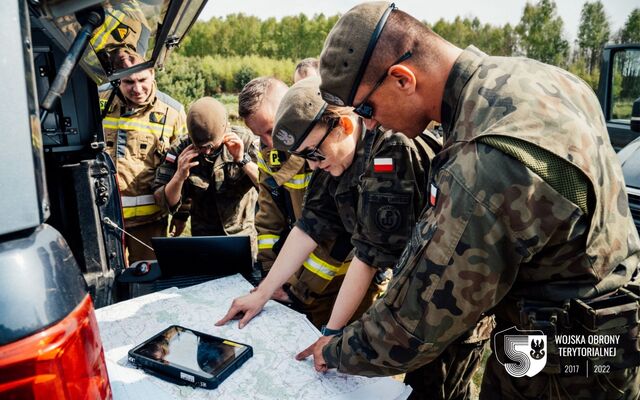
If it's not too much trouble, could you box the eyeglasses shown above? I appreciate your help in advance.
[291,119,338,162]
[353,51,412,119]
[195,142,216,152]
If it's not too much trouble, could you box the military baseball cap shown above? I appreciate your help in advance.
[319,2,395,107]
[272,77,328,152]
[187,97,228,146]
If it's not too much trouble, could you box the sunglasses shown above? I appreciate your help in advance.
[195,142,216,152]
[353,51,412,119]
[290,119,338,162]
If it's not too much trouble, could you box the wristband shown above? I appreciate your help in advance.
[235,152,252,167]
[320,325,343,336]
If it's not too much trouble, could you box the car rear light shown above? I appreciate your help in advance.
[0,294,112,399]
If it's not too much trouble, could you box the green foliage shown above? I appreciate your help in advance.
[567,57,600,91]
[233,65,258,91]
[430,17,516,56]
[516,0,569,66]
[156,54,295,109]
[576,1,610,74]
[619,9,640,43]
[160,4,640,107]
[178,13,339,60]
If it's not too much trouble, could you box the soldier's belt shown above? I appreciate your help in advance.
[513,286,640,374]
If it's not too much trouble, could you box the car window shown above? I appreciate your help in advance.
[610,49,640,124]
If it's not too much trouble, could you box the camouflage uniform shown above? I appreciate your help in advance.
[154,126,258,249]
[295,123,437,327]
[322,46,640,399]
[101,84,187,262]
[256,148,354,327]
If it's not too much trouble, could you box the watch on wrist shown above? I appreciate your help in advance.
[320,325,343,336]
[235,152,251,167]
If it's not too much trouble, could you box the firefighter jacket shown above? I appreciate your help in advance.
[255,148,353,305]
[101,84,187,227]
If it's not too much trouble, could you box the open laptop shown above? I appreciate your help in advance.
[151,236,252,279]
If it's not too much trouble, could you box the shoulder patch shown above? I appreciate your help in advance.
[111,23,130,42]
[150,111,166,124]
[269,149,281,166]
[429,183,438,207]
[373,158,394,173]
[375,205,402,232]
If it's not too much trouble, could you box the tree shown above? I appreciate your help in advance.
[576,1,610,74]
[516,0,569,66]
[619,8,640,43]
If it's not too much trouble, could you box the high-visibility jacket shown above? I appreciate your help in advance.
[255,148,352,306]
[101,84,187,227]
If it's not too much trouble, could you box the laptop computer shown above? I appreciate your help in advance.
[151,235,252,279]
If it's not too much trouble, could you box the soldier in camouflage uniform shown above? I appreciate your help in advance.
[239,77,356,327]
[310,2,640,399]
[153,97,259,256]
[219,78,491,399]
[100,65,187,264]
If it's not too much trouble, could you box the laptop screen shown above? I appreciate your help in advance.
[151,236,252,279]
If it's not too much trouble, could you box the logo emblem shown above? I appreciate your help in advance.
[112,23,131,42]
[275,129,295,147]
[375,205,401,232]
[269,149,281,166]
[150,112,166,124]
[494,327,547,378]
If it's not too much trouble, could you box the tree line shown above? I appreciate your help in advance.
[157,0,640,108]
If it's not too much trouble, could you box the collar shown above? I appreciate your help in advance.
[337,119,368,191]
[440,46,486,141]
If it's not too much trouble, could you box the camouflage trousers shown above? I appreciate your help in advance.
[480,357,640,399]
[404,338,487,400]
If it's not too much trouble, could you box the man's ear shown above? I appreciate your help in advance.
[388,65,416,95]
[339,116,354,135]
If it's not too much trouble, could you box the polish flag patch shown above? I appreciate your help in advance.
[374,158,394,173]
[166,153,176,163]
[429,183,438,207]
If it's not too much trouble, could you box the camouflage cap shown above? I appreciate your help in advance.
[187,97,228,146]
[272,77,327,152]
[319,1,394,106]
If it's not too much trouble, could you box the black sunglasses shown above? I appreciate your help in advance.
[353,51,412,119]
[290,119,338,162]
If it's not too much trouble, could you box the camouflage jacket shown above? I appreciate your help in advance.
[256,149,354,304]
[323,46,640,376]
[297,123,436,271]
[101,84,187,227]
[153,126,258,237]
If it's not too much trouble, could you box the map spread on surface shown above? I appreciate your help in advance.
[96,274,411,400]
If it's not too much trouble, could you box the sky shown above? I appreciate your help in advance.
[198,0,639,43]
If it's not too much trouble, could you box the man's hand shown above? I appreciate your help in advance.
[223,132,245,162]
[169,218,187,237]
[296,335,332,372]
[176,144,199,181]
[215,289,270,329]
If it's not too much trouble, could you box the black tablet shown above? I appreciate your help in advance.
[128,325,253,389]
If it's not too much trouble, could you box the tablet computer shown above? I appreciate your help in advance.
[128,325,253,389]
